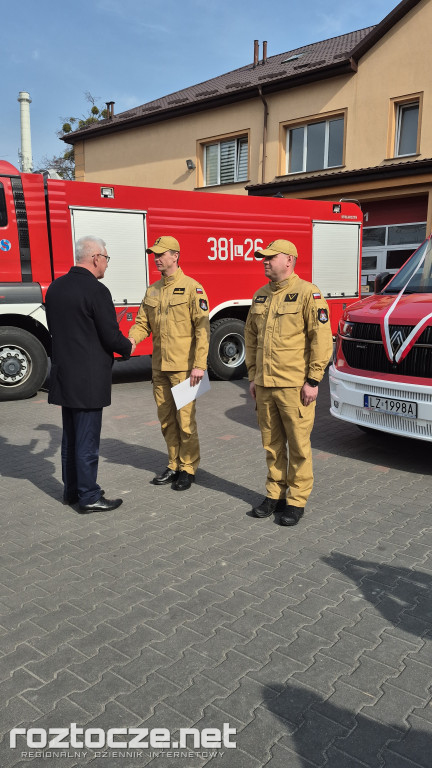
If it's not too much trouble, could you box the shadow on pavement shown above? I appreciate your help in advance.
[262,682,428,767]
[0,429,64,502]
[101,435,258,506]
[322,552,432,640]
[3,413,256,507]
[224,379,259,432]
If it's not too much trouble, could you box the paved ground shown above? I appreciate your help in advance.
[0,359,431,768]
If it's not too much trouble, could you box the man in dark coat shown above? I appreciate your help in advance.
[45,235,132,513]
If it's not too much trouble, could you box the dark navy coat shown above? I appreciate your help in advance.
[45,266,132,409]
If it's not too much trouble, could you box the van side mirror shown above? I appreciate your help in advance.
[374,271,392,293]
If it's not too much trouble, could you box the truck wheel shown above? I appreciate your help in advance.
[208,318,247,380]
[0,327,48,401]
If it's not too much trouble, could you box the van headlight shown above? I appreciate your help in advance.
[339,321,355,337]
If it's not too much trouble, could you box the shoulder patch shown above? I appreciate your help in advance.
[284,293,298,302]
[196,287,204,294]
[254,295,267,303]
[199,299,208,311]
[318,308,329,324]
[312,292,321,300]
[173,287,185,294]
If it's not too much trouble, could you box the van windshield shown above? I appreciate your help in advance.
[383,238,432,294]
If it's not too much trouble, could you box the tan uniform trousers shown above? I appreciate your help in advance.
[152,370,200,475]
[256,385,316,507]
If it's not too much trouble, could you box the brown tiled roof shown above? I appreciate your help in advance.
[63,27,372,143]
[63,0,422,144]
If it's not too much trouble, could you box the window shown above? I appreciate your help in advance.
[362,222,427,286]
[383,239,432,295]
[387,222,426,245]
[362,227,386,248]
[395,101,419,156]
[0,184,7,227]
[204,136,248,186]
[388,94,423,159]
[287,116,344,174]
[362,255,378,270]
[282,53,305,63]
[363,223,426,252]
[386,249,415,270]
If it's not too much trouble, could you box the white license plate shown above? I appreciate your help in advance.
[364,394,417,419]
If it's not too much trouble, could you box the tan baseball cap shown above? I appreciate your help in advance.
[146,236,180,254]
[255,239,298,259]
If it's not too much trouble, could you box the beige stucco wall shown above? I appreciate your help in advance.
[349,0,431,167]
[79,100,264,194]
[77,0,432,196]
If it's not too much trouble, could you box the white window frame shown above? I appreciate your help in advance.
[394,101,419,157]
[286,116,344,174]
[203,136,248,187]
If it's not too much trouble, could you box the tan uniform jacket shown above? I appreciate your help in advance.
[245,273,333,387]
[129,267,210,371]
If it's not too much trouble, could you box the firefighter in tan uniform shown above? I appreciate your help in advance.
[245,239,333,525]
[128,236,210,491]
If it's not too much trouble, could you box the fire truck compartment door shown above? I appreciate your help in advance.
[70,207,147,305]
[312,222,360,298]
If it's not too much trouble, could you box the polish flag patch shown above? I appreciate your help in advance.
[313,292,321,299]
[196,288,203,294]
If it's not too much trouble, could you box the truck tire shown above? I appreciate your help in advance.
[208,318,247,380]
[0,327,48,401]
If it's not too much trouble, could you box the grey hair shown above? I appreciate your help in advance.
[75,236,106,263]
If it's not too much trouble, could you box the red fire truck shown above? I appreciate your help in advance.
[0,160,362,401]
[330,236,432,441]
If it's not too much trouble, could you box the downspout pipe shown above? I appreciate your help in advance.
[258,86,268,185]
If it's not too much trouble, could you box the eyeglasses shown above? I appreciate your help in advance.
[95,253,110,262]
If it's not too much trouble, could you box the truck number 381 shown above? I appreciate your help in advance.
[207,237,263,261]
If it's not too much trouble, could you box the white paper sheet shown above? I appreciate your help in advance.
[171,371,211,410]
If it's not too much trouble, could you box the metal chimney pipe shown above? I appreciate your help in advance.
[253,40,259,68]
[17,91,33,173]
[262,41,268,64]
